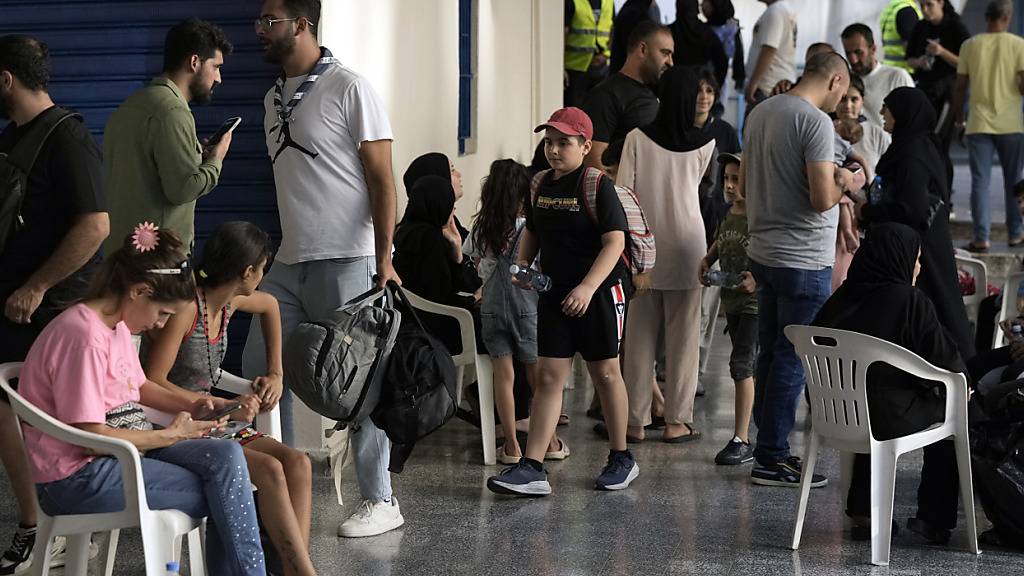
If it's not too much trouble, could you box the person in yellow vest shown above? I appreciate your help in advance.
[880,0,922,72]
[565,0,614,107]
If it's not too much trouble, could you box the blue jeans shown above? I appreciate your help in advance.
[36,439,264,575]
[967,132,1024,242]
[242,256,393,502]
[749,261,832,465]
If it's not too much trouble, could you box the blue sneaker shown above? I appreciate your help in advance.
[486,461,551,496]
[595,451,639,491]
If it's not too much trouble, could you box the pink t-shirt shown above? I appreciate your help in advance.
[19,304,146,483]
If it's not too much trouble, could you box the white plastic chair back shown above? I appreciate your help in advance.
[994,272,1024,349]
[954,255,986,333]
[0,362,206,576]
[784,326,978,566]
[400,288,497,465]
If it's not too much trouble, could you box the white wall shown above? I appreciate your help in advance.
[321,0,562,225]
[290,0,562,451]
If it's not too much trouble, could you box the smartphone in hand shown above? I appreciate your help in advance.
[197,401,243,422]
[208,117,241,146]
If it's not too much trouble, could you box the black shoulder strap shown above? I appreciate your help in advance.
[5,107,82,173]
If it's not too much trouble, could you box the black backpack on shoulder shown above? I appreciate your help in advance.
[371,283,457,473]
[0,107,81,254]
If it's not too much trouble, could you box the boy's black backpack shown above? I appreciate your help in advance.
[970,378,1024,547]
[283,285,401,427]
[0,107,81,254]
[371,283,457,473]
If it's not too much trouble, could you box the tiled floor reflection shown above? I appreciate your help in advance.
[2,337,1020,574]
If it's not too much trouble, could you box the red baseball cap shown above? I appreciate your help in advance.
[534,107,594,141]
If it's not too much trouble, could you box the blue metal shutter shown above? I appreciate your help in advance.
[2,0,280,373]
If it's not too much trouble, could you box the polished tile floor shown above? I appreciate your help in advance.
[2,338,1022,575]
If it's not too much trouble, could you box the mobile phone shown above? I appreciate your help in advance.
[198,401,242,421]
[208,117,241,145]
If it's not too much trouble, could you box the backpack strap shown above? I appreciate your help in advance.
[577,167,603,224]
[5,107,81,173]
[528,169,549,210]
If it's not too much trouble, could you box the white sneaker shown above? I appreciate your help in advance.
[337,498,405,538]
[8,535,76,575]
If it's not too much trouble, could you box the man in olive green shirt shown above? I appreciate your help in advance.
[103,18,234,255]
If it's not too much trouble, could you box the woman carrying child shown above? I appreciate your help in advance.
[143,221,316,576]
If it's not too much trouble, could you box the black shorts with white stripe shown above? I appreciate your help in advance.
[537,279,629,362]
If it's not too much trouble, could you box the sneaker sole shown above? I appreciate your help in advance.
[750,475,828,488]
[596,463,639,491]
[715,454,755,465]
[337,515,405,538]
[486,478,551,497]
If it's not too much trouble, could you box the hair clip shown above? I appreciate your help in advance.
[147,260,191,275]
[198,269,208,279]
[132,222,160,252]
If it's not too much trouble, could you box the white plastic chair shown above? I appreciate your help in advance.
[784,326,979,566]
[954,255,986,335]
[993,272,1024,350]
[400,289,497,466]
[0,363,206,576]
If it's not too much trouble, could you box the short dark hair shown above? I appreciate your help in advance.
[841,23,875,46]
[806,42,835,59]
[698,69,720,101]
[803,51,851,81]
[627,20,670,53]
[196,221,274,288]
[162,18,233,73]
[1015,179,1024,198]
[986,0,1013,21]
[0,35,50,90]
[282,0,322,29]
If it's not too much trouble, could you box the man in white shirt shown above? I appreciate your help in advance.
[244,0,405,539]
[745,0,798,105]
[841,23,915,127]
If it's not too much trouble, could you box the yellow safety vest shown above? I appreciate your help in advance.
[565,0,613,72]
[880,0,922,72]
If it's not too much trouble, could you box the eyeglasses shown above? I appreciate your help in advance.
[254,16,299,31]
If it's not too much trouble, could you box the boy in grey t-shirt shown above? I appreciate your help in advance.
[741,52,854,489]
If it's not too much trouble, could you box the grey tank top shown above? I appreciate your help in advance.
[166,290,231,394]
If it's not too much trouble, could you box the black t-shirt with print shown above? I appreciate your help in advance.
[583,72,660,144]
[0,107,104,300]
[526,165,629,299]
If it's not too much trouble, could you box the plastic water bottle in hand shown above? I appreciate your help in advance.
[166,562,180,575]
[868,175,883,206]
[704,270,742,288]
[510,264,552,293]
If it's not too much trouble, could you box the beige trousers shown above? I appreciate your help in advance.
[623,288,701,427]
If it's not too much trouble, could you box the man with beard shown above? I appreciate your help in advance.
[583,19,673,170]
[841,23,914,128]
[102,18,233,255]
[0,34,107,575]
[244,0,404,539]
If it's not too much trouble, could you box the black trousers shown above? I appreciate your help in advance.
[846,439,959,530]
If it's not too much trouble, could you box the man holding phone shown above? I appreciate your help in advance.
[103,18,234,255]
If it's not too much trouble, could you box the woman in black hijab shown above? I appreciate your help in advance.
[393,176,481,352]
[814,223,966,544]
[858,86,975,361]
[671,0,728,89]
[702,0,745,95]
[403,152,469,240]
[618,66,717,442]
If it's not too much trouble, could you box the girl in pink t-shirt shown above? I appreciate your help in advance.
[18,226,265,575]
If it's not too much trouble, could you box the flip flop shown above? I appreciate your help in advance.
[663,423,702,444]
[964,241,990,253]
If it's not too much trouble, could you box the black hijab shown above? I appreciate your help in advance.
[395,175,455,253]
[673,0,702,43]
[704,0,736,27]
[403,153,450,194]
[845,222,921,292]
[641,66,715,153]
[876,87,951,202]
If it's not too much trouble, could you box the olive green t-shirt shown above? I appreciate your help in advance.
[716,212,758,315]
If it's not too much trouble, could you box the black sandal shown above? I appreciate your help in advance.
[663,423,702,444]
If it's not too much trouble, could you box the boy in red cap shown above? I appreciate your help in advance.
[487,107,638,496]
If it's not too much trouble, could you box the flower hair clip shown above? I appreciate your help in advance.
[132,222,160,253]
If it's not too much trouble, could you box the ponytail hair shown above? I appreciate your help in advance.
[195,221,273,287]
[84,227,195,303]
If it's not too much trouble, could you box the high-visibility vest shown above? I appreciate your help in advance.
[880,0,922,72]
[565,0,613,72]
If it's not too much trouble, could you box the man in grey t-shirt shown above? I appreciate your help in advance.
[741,52,855,488]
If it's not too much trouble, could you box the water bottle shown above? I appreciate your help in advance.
[704,270,742,288]
[165,561,180,575]
[868,175,883,206]
[509,264,552,293]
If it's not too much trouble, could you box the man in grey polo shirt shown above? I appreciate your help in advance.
[741,52,855,488]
